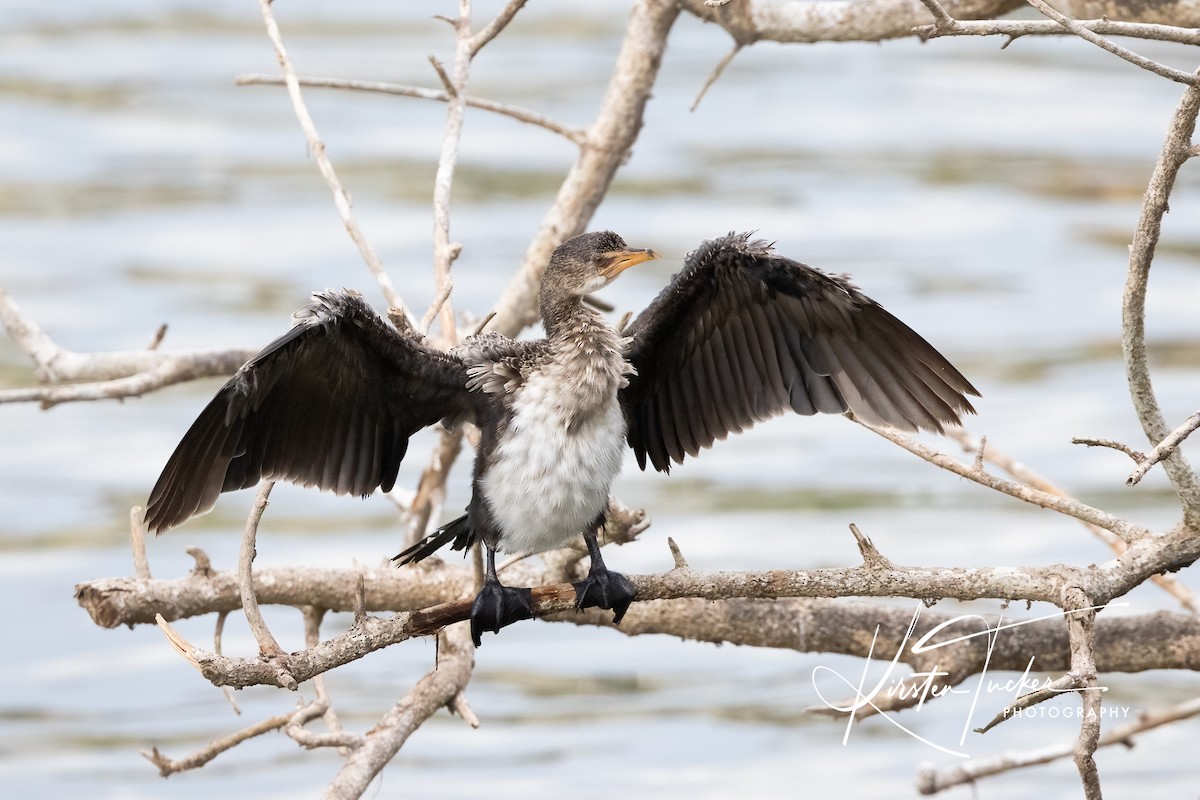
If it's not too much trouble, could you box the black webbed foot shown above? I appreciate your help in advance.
[573,566,636,624]
[470,580,533,647]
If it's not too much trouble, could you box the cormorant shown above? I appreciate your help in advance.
[145,231,979,645]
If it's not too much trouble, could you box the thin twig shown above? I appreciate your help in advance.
[1023,0,1197,85]
[141,713,293,777]
[917,0,954,27]
[1127,410,1200,486]
[146,323,168,350]
[860,420,1151,543]
[691,43,742,111]
[238,481,284,658]
[129,506,151,580]
[403,427,465,549]
[254,0,416,324]
[1072,436,1146,463]
[918,695,1200,794]
[1063,589,1102,799]
[1122,71,1200,524]
[1,285,255,407]
[323,623,476,797]
[915,11,1200,47]
[485,0,682,338]
[467,0,528,55]
[213,610,241,715]
[950,428,1197,613]
[287,607,361,752]
[235,75,587,145]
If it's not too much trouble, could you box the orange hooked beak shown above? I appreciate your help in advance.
[599,247,660,279]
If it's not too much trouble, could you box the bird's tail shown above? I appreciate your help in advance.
[392,513,476,566]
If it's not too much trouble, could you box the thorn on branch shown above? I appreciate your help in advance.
[974,671,1085,734]
[155,613,204,674]
[428,56,457,98]
[186,546,213,577]
[691,43,742,112]
[667,537,690,571]
[146,323,168,350]
[973,434,987,473]
[849,523,895,570]
[450,691,481,728]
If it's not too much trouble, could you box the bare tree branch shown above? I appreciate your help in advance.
[238,481,284,658]
[487,0,683,337]
[77,519,1200,691]
[141,713,293,777]
[1128,411,1200,486]
[680,0,1025,43]
[917,695,1200,794]
[1024,0,1197,84]
[323,624,475,799]
[1121,71,1200,526]
[254,0,415,323]
[916,13,1200,46]
[951,428,1198,613]
[235,75,588,145]
[860,420,1152,543]
[0,284,254,407]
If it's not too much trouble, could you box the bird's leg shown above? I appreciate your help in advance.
[469,544,533,647]
[572,521,636,624]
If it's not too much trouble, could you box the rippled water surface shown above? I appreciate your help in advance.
[2,2,1199,798]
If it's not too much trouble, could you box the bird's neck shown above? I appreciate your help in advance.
[539,292,628,387]
[540,289,599,341]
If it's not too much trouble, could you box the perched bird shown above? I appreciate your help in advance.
[145,231,979,645]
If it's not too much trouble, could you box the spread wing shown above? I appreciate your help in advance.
[620,232,980,472]
[145,289,472,533]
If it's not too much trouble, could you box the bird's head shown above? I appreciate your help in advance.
[544,231,660,298]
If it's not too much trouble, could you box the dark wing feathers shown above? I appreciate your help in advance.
[144,289,471,533]
[620,232,979,472]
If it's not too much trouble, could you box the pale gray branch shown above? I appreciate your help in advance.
[0,284,254,407]
[487,0,683,337]
[1127,410,1200,486]
[323,624,475,799]
[917,695,1200,794]
[238,481,284,658]
[1122,73,1200,525]
[860,420,1151,543]
[141,713,293,777]
[254,0,415,324]
[1024,0,1197,84]
[235,75,587,145]
[951,429,1198,613]
[679,0,1025,44]
[916,15,1200,46]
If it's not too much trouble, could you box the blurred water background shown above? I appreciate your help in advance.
[2,1,1199,797]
